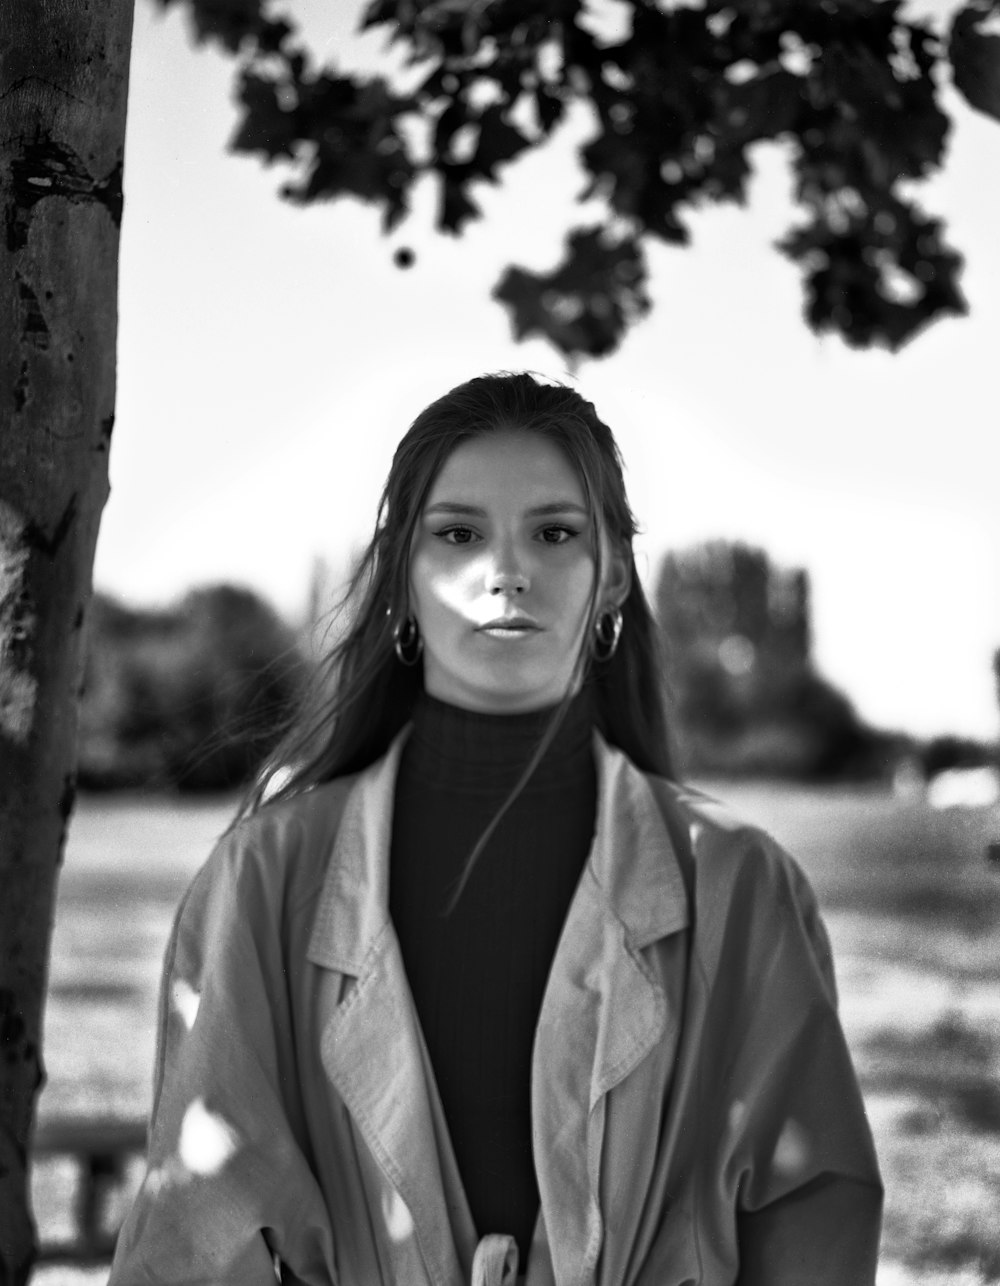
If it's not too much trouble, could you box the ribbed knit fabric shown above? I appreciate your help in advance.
[389,689,597,1264]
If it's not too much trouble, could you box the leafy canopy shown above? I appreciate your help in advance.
[162,0,1000,361]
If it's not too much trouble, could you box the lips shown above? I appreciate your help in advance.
[477,616,541,631]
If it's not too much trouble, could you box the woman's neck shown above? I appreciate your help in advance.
[402,686,595,793]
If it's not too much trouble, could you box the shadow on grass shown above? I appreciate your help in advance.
[820,874,1000,937]
[865,1009,1000,1277]
[49,980,141,1004]
[863,1011,1000,1134]
[919,1233,1000,1283]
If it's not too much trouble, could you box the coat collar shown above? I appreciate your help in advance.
[586,732,689,948]
[306,726,410,975]
[307,726,688,973]
[306,726,690,1286]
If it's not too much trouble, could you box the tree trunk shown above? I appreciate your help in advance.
[0,2,133,1280]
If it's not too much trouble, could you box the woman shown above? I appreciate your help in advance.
[109,372,882,1285]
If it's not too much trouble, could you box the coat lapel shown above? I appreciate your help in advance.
[306,731,469,1286]
[304,730,690,1286]
[531,736,690,1286]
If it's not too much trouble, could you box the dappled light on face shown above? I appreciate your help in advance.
[171,977,201,1030]
[772,1118,810,1178]
[381,1186,415,1245]
[178,1097,240,1176]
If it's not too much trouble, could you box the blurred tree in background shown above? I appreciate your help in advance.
[656,540,890,778]
[163,0,1000,361]
[78,585,307,791]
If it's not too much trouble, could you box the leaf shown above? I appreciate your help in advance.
[414,64,453,103]
[475,104,532,177]
[178,0,267,52]
[360,0,401,31]
[230,71,299,160]
[720,70,802,144]
[950,3,1000,121]
[778,196,967,350]
[563,15,608,78]
[581,131,691,243]
[433,99,470,157]
[256,18,293,55]
[535,86,565,134]
[439,175,481,232]
[257,70,416,227]
[817,40,949,180]
[492,227,650,360]
[427,103,533,230]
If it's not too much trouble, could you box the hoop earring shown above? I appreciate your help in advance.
[593,607,623,662]
[393,615,423,666]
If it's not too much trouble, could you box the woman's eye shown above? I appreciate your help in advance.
[539,525,577,545]
[438,526,478,545]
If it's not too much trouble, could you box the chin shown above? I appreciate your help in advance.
[473,674,569,712]
[428,654,574,711]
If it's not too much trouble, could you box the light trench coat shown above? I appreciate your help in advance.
[109,729,882,1286]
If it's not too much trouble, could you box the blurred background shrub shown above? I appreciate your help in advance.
[78,585,308,792]
[656,541,918,781]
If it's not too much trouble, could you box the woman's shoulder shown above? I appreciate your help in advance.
[233,774,360,851]
[649,775,756,835]
[637,770,836,992]
[640,770,818,906]
[184,774,363,921]
[637,768,771,851]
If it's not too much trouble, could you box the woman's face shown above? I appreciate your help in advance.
[408,429,627,714]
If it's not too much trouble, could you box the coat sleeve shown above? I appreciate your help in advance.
[108,828,337,1286]
[722,832,883,1286]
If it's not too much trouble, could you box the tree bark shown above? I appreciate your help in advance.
[0,2,133,1280]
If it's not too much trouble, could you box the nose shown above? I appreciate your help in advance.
[487,537,530,594]
[489,571,528,594]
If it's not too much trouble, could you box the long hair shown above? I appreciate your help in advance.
[234,372,676,853]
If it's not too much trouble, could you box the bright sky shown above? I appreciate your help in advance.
[99,0,1000,741]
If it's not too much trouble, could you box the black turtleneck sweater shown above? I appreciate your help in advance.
[388,690,597,1263]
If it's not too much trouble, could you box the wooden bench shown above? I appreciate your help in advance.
[32,1116,147,1264]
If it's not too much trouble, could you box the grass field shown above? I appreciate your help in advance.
[30,782,1000,1285]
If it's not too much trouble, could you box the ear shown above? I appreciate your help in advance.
[600,545,632,611]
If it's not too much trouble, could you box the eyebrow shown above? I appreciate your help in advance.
[423,501,590,518]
